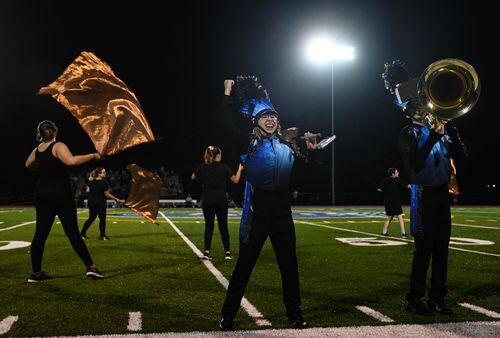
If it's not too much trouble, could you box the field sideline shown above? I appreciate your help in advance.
[1,206,499,337]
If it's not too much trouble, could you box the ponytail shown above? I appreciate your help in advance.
[203,146,221,164]
[89,167,105,181]
[36,120,58,143]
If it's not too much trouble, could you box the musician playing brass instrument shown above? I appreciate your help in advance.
[383,59,478,316]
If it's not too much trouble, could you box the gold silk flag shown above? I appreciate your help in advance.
[38,51,155,156]
[449,159,459,196]
[125,164,163,223]
[449,173,460,196]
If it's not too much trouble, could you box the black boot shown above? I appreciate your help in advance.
[406,298,433,316]
[427,298,453,315]
[219,316,234,331]
[288,312,308,329]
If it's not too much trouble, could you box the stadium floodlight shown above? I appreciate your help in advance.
[305,35,355,205]
[306,37,355,63]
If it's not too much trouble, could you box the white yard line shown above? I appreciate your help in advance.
[127,312,142,331]
[0,221,36,232]
[1,211,86,233]
[355,306,394,323]
[296,221,500,258]
[0,316,18,335]
[453,210,500,215]
[47,320,500,337]
[459,303,500,318]
[453,223,500,230]
[159,212,271,327]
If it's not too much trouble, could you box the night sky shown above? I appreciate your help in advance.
[1,0,497,204]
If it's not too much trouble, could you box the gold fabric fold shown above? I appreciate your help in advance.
[449,159,459,196]
[125,164,163,223]
[449,173,460,196]
[38,51,154,156]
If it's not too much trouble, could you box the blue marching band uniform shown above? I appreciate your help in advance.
[400,120,467,314]
[383,59,472,315]
[220,78,307,330]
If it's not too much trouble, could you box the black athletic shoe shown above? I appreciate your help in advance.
[202,251,212,260]
[289,313,308,329]
[86,266,104,279]
[381,232,390,237]
[81,233,88,240]
[402,233,408,239]
[219,317,234,331]
[427,298,453,315]
[99,236,110,241]
[28,272,53,283]
[406,299,433,316]
[224,251,232,260]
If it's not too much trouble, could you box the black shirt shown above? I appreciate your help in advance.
[379,177,406,202]
[35,142,70,190]
[87,179,109,205]
[194,162,233,193]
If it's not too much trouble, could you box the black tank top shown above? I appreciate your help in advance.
[35,142,70,190]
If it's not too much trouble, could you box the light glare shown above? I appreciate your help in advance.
[306,36,354,63]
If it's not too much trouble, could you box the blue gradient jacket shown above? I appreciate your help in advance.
[239,135,295,242]
[399,123,467,236]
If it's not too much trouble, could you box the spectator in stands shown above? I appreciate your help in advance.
[191,145,243,260]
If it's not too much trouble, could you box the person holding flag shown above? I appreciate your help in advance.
[25,120,104,282]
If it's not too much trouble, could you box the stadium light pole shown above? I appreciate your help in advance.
[305,37,354,205]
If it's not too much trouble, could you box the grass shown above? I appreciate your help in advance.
[0,206,499,336]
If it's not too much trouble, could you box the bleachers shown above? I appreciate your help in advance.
[83,199,198,208]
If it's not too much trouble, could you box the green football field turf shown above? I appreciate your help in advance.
[0,206,499,336]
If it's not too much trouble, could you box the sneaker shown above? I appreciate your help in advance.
[202,251,212,260]
[406,298,433,316]
[402,233,408,239]
[81,233,88,240]
[28,272,53,283]
[288,313,308,329]
[99,236,110,241]
[381,232,390,237]
[224,251,232,260]
[86,266,104,279]
[219,316,234,331]
[427,298,453,315]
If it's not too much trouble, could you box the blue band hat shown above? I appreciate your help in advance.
[393,97,409,109]
[235,75,278,120]
[382,60,413,109]
[382,60,424,117]
[382,60,410,96]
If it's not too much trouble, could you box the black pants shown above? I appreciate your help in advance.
[222,189,301,319]
[32,187,93,272]
[202,202,230,252]
[408,185,451,301]
[81,202,107,237]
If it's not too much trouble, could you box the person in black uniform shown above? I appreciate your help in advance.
[220,77,314,331]
[399,103,467,316]
[378,167,409,238]
[81,167,121,240]
[25,120,104,282]
[191,145,243,260]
